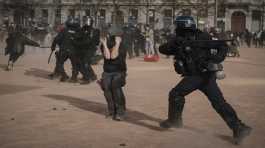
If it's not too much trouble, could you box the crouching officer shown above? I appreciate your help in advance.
[100,25,127,121]
[159,16,251,145]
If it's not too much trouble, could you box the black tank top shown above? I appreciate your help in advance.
[103,36,127,73]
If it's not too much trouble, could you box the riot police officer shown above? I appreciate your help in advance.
[51,17,80,82]
[75,16,100,84]
[159,16,251,145]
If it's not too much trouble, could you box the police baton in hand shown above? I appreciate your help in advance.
[38,46,54,64]
[48,50,54,64]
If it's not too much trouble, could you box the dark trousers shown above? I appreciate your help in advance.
[127,44,133,58]
[133,41,140,57]
[102,72,126,116]
[169,74,241,130]
[57,50,79,79]
[79,59,97,81]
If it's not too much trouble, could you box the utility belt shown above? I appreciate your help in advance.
[174,59,226,80]
[204,63,226,80]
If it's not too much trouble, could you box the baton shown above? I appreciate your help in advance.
[48,50,54,64]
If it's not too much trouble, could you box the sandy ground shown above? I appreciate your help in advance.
[0,47,264,148]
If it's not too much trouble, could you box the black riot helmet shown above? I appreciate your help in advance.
[65,16,80,29]
[174,16,196,31]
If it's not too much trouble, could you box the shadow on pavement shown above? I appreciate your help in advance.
[24,68,52,80]
[43,94,166,131]
[43,94,229,142]
[0,83,42,96]
[215,134,234,144]
[0,64,7,71]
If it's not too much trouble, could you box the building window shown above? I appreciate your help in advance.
[164,9,173,18]
[129,9,138,25]
[30,9,35,18]
[55,9,61,25]
[98,9,106,29]
[69,9,75,17]
[252,10,262,20]
[130,9,138,20]
[148,9,155,25]
[85,9,90,16]
[99,9,106,18]
[163,9,173,28]
[42,9,48,18]
[42,9,49,24]
[218,4,225,18]
[56,9,61,17]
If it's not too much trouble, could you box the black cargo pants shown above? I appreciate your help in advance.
[169,73,241,130]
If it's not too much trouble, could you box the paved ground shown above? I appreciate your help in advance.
[0,47,264,148]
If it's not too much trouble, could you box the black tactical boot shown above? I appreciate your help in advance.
[114,108,126,121]
[233,123,252,145]
[80,79,91,85]
[105,109,114,119]
[48,72,60,79]
[160,95,184,128]
[113,88,126,121]
[60,75,69,82]
[160,118,183,128]
[69,77,78,83]
[114,113,125,121]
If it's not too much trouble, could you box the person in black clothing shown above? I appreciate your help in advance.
[5,26,40,71]
[123,24,134,59]
[159,16,251,145]
[51,17,80,82]
[49,28,65,79]
[244,29,252,48]
[100,25,127,121]
[75,16,100,84]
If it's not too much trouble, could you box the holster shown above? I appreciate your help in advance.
[206,63,223,71]
[206,63,226,80]
[174,60,186,74]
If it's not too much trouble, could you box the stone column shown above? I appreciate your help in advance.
[246,10,252,32]
[225,8,231,31]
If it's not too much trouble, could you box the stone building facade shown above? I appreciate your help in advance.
[0,0,264,33]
